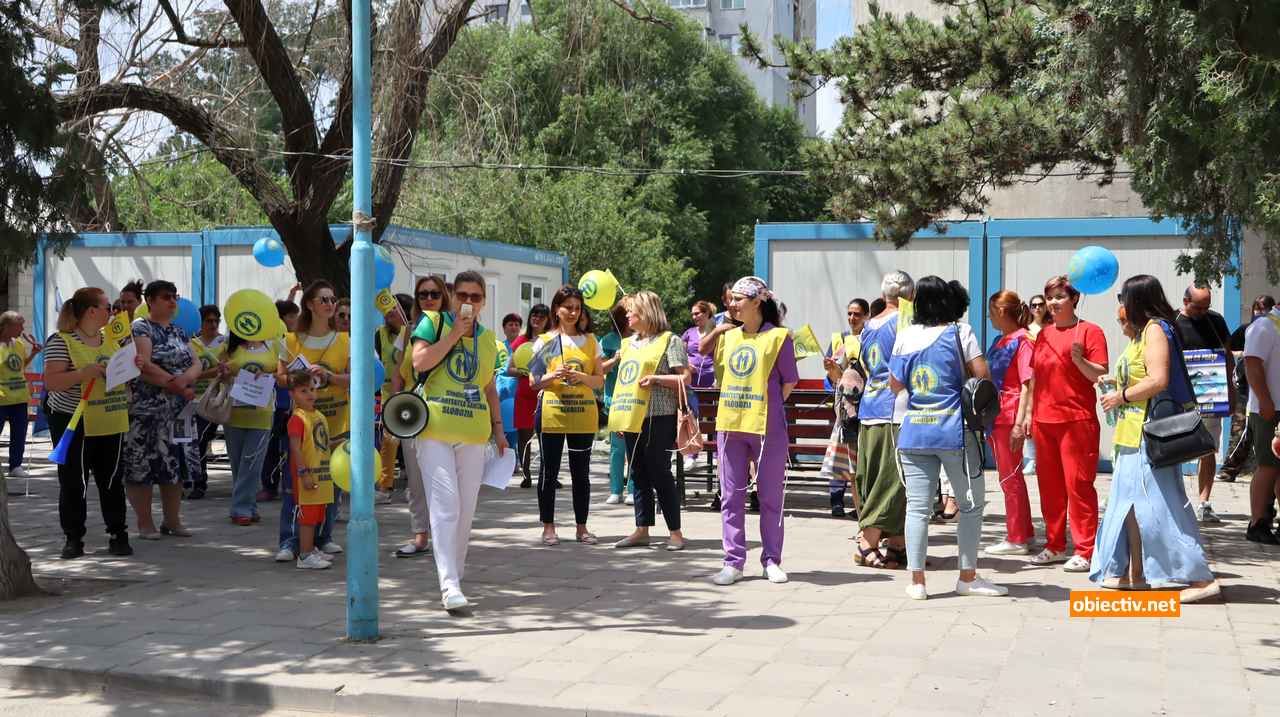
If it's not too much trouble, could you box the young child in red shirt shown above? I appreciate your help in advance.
[287,371,335,570]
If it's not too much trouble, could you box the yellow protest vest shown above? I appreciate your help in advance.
[59,332,129,436]
[715,326,788,435]
[418,324,498,445]
[607,332,672,433]
[377,326,405,395]
[538,333,599,434]
[293,407,334,506]
[190,336,223,397]
[286,332,351,440]
[226,340,279,430]
[0,339,30,406]
[829,331,862,368]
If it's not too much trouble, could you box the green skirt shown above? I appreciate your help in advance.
[855,423,906,536]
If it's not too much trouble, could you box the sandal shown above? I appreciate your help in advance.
[541,534,561,546]
[160,524,193,537]
[576,532,598,545]
[854,543,892,568]
[395,541,430,558]
[885,546,908,568]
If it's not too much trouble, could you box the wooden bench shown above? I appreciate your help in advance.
[676,379,838,507]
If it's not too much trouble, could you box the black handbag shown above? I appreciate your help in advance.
[1141,396,1216,468]
[950,325,999,432]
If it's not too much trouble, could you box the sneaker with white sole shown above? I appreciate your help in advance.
[764,563,789,584]
[956,575,1009,597]
[984,541,1030,556]
[8,466,30,478]
[274,547,296,563]
[319,542,344,555]
[624,494,634,505]
[308,549,334,564]
[1030,548,1069,565]
[1063,555,1091,572]
[712,566,743,586]
[374,490,393,505]
[296,552,331,570]
[1195,502,1222,524]
[905,583,928,600]
[604,494,621,505]
[442,590,469,611]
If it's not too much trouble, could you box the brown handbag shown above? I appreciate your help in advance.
[675,379,705,458]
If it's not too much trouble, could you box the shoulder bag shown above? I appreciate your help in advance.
[951,325,999,432]
[1142,323,1216,467]
[675,379,705,458]
[195,380,233,424]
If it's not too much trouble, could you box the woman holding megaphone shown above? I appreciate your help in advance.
[532,286,605,547]
[44,287,132,559]
[410,270,508,611]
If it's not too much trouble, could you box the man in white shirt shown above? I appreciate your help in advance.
[1242,306,1280,544]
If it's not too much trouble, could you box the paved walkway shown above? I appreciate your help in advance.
[1,434,1278,716]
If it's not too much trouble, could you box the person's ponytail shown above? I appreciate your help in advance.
[56,288,105,333]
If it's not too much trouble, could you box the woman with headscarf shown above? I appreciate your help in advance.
[43,289,132,558]
[699,276,798,585]
[122,280,200,540]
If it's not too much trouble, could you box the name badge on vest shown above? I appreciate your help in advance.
[463,384,481,403]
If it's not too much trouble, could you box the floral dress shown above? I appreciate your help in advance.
[122,319,194,486]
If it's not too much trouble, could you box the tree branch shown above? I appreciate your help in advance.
[156,0,246,48]
[58,83,294,223]
[608,0,672,29]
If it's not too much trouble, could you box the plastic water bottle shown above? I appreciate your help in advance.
[1099,377,1118,426]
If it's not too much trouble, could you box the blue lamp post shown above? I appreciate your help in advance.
[346,0,379,640]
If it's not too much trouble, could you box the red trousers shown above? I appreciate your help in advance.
[988,425,1033,545]
[1032,420,1100,557]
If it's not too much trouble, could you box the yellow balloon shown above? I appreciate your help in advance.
[328,440,381,493]
[578,269,619,311]
[512,342,534,371]
[224,289,278,341]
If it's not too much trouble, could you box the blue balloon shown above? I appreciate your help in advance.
[253,237,285,268]
[374,246,395,290]
[1067,245,1119,295]
[175,298,201,338]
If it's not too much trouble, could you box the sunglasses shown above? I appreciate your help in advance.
[1030,302,1044,308]
[454,291,484,304]
[417,290,442,301]
[317,296,338,305]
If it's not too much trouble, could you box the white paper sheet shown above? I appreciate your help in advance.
[480,446,517,491]
[228,369,276,407]
[105,341,140,391]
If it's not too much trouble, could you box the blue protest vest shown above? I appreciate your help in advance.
[892,326,966,450]
[857,316,898,421]
[987,332,1029,394]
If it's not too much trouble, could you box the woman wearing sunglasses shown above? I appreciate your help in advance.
[387,275,450,559]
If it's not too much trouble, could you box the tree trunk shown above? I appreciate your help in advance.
[0,470,41,600]
[280,218,354,294]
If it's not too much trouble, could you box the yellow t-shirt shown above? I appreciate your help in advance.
[0,339,30,406]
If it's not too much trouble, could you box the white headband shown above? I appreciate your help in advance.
[731,276,772,301]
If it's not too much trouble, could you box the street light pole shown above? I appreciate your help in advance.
[346,0,379,641]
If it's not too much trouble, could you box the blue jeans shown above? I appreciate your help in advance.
[277,454,333,553]
[226,426,271,519]
[899,434,986,573]
[0,403,29,471]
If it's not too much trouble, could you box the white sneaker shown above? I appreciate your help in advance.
[1196,502,1222,524]
[319,542,344,555]
[1023,460,1036,476]
[296,552,331,570]
[308,549,334,565]
[984,541,1030,556]
[956,575,1009,597]
[442,590,469,611]
[764,563,789,584]
[712,566,743,586]
[905,583,928,601]
[374,490,393,505]
[8,466,30,478]
[1030,548,1069,565]
[1063,555,1091,573]
[624,494,634,505]
[274,547,296,563]
[605,494,622,505]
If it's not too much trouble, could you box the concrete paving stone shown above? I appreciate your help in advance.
[712,694,805,717]
[768,648,850,668]
[657,669,747,693]
[510,659,605,683]
[629,688,725,714]
[1161,627,1240,653]
[903,673,994,701]
[796,701,894,717]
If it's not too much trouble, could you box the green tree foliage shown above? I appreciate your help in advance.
[744,0,1280,282]
[113,155,270,229]
[398,0,827,319]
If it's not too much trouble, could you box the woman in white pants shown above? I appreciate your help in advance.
[411,271,508,611]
